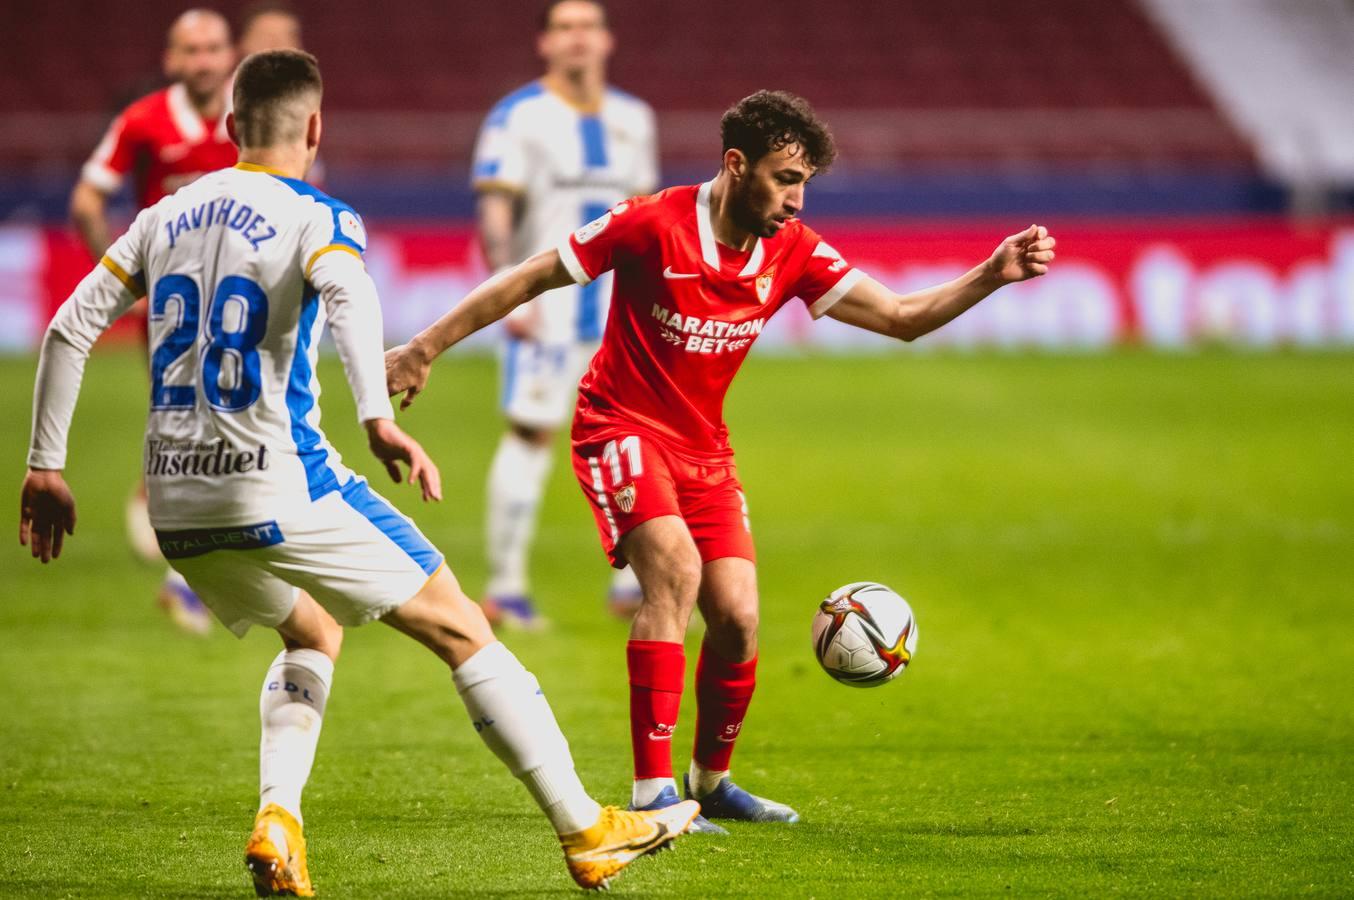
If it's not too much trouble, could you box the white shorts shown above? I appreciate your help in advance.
[159,478,445,637]
[499,338,597,429]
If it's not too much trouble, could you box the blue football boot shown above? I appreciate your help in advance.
[684,774,800,823]
[157,569,212,636]
[632,784,728,835]
[482,594,549,632]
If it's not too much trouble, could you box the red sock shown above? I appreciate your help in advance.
[627,640,686,779]
[693,643,757,773]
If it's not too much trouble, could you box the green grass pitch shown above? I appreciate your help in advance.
[1,347,1352,897]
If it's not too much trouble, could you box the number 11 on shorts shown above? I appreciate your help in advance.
[601,436,643,487]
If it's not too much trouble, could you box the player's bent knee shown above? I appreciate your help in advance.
[382,568,496,667]
[278,592,344,661]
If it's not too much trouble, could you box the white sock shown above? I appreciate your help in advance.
[609,564,641,596]
[258,649,333,824]
[687,761,729,799]
[631,777,677,809]
[453,641,600,835]
[485,432,553,598]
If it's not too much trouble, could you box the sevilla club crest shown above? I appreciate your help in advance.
[614,483,637,514]
[755,269,775,304]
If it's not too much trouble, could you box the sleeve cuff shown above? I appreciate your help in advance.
[80,162,123,194]
[809,268,865,319]
[26,449,66,470]
[556,237,593,286]
[472,177,526,195]
[357,397,396,424]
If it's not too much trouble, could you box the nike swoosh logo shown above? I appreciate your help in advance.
[663,266,700,280]
[647,731,673,741]
[572,822,669,859]
[626,821,668,852]
[715,734,738,743]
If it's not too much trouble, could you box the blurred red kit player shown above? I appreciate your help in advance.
[387,90,1058,827]
[70,9,237,261]
[80,79,236,210]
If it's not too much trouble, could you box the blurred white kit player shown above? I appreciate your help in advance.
[23,50,694,892]
[470,0,656,626]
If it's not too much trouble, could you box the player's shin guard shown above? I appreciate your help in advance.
[627,640,685,803]
[452,641,601,835]
[691,643,757,788]
[485,432,552,598]
[258,649,333,823]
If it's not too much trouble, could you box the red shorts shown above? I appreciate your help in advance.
[572,430,755,568]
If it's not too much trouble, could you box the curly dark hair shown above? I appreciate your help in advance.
[720,90,836,173]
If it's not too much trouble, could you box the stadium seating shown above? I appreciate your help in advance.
[0,0,1252,172]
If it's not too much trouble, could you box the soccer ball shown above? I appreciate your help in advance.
[812,582,918,687]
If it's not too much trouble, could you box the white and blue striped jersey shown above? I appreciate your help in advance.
[471,80,657,345]
[29,163,394,530]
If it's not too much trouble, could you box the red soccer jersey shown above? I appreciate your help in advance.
[81,83,237,209]
[559,181,864,460]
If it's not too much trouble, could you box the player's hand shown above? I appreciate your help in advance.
[385,343,432,411]
[364,418,442,502]
[987,224,1057,284]
[19,468,77,564]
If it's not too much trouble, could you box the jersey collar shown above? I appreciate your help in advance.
[167,82,228,142]
[542,76,605,116]
[696,181,764,278]
[234,161,288,177]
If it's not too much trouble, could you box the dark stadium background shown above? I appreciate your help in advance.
[3,0,1353,354]
[3,3,1353,896]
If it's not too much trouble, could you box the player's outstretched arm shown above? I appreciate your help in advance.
[384,248,575,409]
[826,225,1057,341]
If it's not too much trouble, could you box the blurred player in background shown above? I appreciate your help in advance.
[69,8,238,635]
[71,9,237,253]
[470,0,657,629]
[387,90,1057,832]
[21,50,695,893]
[237,1,302,55]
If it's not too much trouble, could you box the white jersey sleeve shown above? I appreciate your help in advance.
[298,189,368,276]
[28,207,155,469]
[632,102,659,196]
[309,250,394,423]
[293,192,391,423]
[471,94,531,194]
